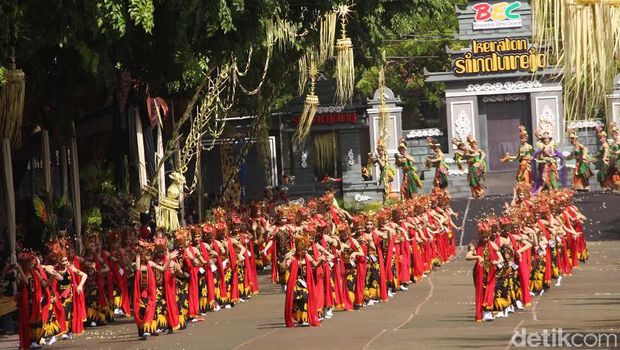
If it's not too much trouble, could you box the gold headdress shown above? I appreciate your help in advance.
[426,137,440,148]
[398,137,407,151]
[173,228,190,248]
[518,125,528,140]
[595,125,607,140]
[477,220,492,238]
[466,134,477,145]
[567,127,578,140]
[294,233,312,252]
[610,122,619,137]
[451,137,465,148]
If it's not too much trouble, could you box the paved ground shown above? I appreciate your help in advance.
[1,192,618,350]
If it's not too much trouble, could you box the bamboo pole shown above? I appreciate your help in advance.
[2,139,17,264]
[60,145,68,196]
[171,101,185,226]
[69,127,82,252]
[197,146,203,222]
[41,129,52,201]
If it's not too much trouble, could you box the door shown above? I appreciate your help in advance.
[482,94,530,171]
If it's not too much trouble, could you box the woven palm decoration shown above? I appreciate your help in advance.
[0,65,26,146]
[335,4,355,105]
[135,184,157,213]
[532,0,620,121]
[295,52,320,143]
[377,55,390,146]
[156,172,184,231]
[319,11,337,66]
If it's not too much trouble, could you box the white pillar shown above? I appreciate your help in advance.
[156,125,165,200]
[135,108,148,189]
[366,87,403,192]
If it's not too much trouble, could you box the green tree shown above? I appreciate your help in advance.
[356,0,464,129]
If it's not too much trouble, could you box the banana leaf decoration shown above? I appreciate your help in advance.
[295,52,320,143]
[335,4,355,105]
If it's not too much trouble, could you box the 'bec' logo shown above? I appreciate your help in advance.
[473,2,522,22]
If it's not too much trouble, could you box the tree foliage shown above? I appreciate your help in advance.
[356,0,464,128]
[2,0,458,96]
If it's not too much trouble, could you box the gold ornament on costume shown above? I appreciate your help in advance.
[335,4,355,105]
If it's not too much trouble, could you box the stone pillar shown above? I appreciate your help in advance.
[339,128,361,192]
[446,96,478,156]
[609,74,620,126]
[290,139,315,197]
[530,90,564,146]
[366,87,403,193]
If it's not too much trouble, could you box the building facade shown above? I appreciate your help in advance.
[426,0,566,174]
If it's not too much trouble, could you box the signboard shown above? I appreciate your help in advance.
[452,37,547,76]
[291,112,357,126]
[472,2,522,30]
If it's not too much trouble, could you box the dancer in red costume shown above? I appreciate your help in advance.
[133,240,178,339]
[283,231,322,327]
[466,218,503,322]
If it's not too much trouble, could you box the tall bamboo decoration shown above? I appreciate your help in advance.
[294,52,320,143]
[532,0,620,122]
[377,54,395,201]
[335,4,355,105]
[1,2,26,146]
[0,62,25,146]
[378,53,390,148]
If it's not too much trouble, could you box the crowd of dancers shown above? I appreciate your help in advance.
[467,185,589,322]
[14,121,611,348]
[14,209,264,348]
[271,190,458,327]
[13,188,460,348]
